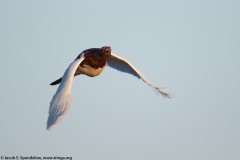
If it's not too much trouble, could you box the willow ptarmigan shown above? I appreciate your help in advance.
[47,46,172,130]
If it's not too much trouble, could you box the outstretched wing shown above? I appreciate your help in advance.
[107,53,172,98]
[47,54,85,130]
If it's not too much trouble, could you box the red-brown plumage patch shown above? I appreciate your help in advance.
[80,51,107,69]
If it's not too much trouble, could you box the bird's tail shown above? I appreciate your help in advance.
[50,77,62,85]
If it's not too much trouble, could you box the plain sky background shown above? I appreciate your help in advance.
[0,0,239,159]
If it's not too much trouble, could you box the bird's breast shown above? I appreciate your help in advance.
[82,52,107,68]
[75,52,107,77]
[76,64,105,77]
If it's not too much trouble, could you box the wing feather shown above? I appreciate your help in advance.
[47,54,85,130]
[107,53,172,98]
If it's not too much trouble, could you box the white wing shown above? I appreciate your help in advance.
[107,53,172,98]
[47,54,85,130]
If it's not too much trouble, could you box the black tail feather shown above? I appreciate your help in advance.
[50,78,62,85]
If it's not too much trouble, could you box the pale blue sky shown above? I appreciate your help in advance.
[0,0,239,159]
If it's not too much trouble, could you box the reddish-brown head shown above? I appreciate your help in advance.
[101,46,111,57]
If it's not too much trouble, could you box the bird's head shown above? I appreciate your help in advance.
[101,46,111,57]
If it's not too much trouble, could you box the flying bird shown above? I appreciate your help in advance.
[47,46,171,130]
